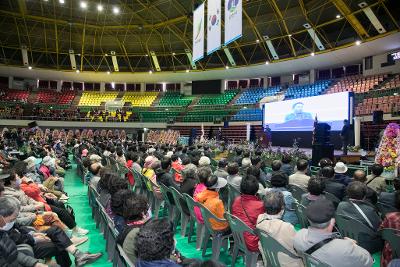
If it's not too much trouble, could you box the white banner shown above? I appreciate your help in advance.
[193,3,205,63]
[207,0,221,55]
[224,0,242,45]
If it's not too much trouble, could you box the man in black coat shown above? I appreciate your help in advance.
[340,119,350,155]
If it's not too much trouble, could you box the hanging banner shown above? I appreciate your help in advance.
[224,0,242,46]
[207,0,221,55]
[193,3,205,63]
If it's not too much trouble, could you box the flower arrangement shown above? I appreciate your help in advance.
[375,123,400,171]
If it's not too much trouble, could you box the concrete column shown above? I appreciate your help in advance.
[180,82,184,94]
[221,80,226,92]
[57,81,62,92]
[8,76,13,89]
[354,117,361,147]
[246,123,251,141]
[140,83,145,92]
[310,69,316,83]
[100,82,105,92]
[263,77,269,88]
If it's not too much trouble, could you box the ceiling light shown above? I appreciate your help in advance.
[107,71,110,75]
[256,39,260,43]
[265,61,269,65]
[336,14,341,19]
[145,54,148,57]
[186,69,189,73]
[149,70,153,74]
[355,40,361,46]
[172,52,176,56]
[288,34,292,37]
[97,4,103,12]
[28,66,32,70]
[225,66,229,69]
[80,1,87,9]
[113,6,120,14]
[76,70,80,73]
[311,52,315,56]
[59,0,64,4]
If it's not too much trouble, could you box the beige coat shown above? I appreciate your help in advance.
[256,214,304,267]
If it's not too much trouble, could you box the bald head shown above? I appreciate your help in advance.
[353,170,366,183]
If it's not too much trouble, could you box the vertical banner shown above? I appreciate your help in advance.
[207,0,221,55]
[193,3,205,63]
[224,0,242,45]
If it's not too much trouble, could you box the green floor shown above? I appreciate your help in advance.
[64,160,381,267]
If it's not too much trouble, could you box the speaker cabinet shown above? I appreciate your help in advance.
[312,144,334,166]
[373,110,384,124]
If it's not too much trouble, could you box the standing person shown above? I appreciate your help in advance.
[340,119,350,155]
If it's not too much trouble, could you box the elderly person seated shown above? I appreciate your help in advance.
[336,181,383,253]
[294,199,373,267]
[198,156,211,168]
[300,177,326,207]
[334,162,352,186]
[0,197,102,267]
[256,191,303,267]
[353,170,378,205]
[289,159,310,191]
[366,164,387,193]
[227,162,242,192]
[232,175,265,253]
[214,159,228,179]
[265,172,298,225]
[321,166,346,201]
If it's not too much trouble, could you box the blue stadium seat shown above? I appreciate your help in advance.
[284,80,332,100]
[234,86,281,105]
[232,108,263,121]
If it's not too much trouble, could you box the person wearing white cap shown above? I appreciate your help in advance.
[23,156,42,184]
[334,161,352,186]
[196,174,229,233]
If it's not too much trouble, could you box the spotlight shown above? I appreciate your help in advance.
[149,70,153,74]
[113,6,120,14]
[336,14,341,19]
[76,70,80,73]
[28,66,32,70]
[107,71,110,75]
[355,40,361,46]
[311,52,315,56]
[186,69,190,73]
[265,61,269,65]
[59,0,65,4]
[225,66,229,69]
[172,52,176,56]
[288,34,292,37]
[80,1,87,9]
[97,4,103,11]
[256,39,260,43]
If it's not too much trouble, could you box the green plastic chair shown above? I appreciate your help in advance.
[225,213,259,267]
[302,253,331,267]
[183,193,206,249]
[159,184,179,224]
[288,184,307,203]
[131,169,145,195]
[255,228,301,267]
[170,187,194,238]
[293,201,310,228]
[227,183,240,212]
[196,201,232,260]
[335,214,381,252]
[379,228,400,258]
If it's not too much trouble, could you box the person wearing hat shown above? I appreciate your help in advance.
[24,156,43,184]
[196,174,229,233]
[265,172,298,225]
[89,154,102,165]
[334,161,352,186]
[293,199,373,267]
[39,156,53,180]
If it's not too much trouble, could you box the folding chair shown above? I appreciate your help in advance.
[225,212,259,267]
[183,193,205,248]
[255,228,301,267]
[159,183,179,224]
[170,187,194,238]
[288,184,307,203]
[227,183,240,212]
[197,202,232,260]
[302,253,332,267]
[379,228,400,258]
[293,201,309,229]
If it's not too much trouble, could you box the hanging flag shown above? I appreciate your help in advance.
[207,0,221,55]
[224,0,242,46]
[193,3,205,63]
[312,114,318,145]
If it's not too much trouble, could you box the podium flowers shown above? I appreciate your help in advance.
[375,123,400,171]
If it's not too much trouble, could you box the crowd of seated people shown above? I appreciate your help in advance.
[1,127,400,267]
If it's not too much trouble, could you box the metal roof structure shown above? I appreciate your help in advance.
[0,0,399,73]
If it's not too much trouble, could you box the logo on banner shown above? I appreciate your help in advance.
[195,17,203,42]
[208,9,220,31]
[228,0,239,12]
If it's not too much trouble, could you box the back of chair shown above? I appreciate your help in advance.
[197,201,227,235]
[183,193,198,220]
[379,228,400,258]
[169,187,185,214]
[293,201,309,228]
[225,212,254,253]
[159,183,174,208]
[227,183,240,212]
[288,184,307,202]
[303,253,331,267]
[335,214,377,242]
[255,228,300,267]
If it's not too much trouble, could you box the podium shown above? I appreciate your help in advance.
[312,123,334,166]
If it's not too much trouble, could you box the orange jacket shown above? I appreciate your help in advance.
[171,161,184,183]
[196,189,228,231]
[20,182,52,211]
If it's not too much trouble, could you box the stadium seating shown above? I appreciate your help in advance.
[0,89,29,103]
[232,108,263,121]
[183,110,231,122]
[158,92,194,107]
[122,92,158,107]
[78,92,118,106]
[355,95,400,115]
[197,90,239,105]
[86,111,132,122]
[380,74,400,90]
[35,90,75,105]
[326,74,386,94]
[285,80,331,99]
[135,111,181,122]
[234,86,281,105]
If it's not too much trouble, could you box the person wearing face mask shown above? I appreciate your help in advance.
[0,197,103,267]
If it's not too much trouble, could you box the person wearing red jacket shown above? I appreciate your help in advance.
[170,154,184,184]
[231,175,265,252]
